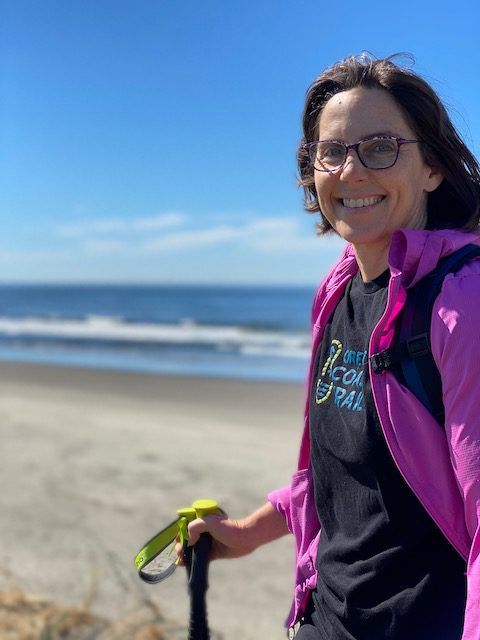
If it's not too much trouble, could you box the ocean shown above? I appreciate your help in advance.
[0,285,316,382]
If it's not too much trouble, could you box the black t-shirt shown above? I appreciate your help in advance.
[307,270,467,640]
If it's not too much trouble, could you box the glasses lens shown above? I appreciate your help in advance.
[310,142,346,171]
[358,138,398,169]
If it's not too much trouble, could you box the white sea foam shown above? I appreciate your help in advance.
[0,316,310,359]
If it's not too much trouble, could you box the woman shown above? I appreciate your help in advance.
[182,54,480,639]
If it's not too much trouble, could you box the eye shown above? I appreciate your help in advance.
[322,144,344,157]
[370,139,396,154]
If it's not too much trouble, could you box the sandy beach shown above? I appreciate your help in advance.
[0,362,306,639]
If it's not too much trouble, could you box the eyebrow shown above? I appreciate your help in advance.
[318,131,402,142]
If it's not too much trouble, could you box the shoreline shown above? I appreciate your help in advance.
[0,358,305,388]
[0,361,305,639]
[0,351,309,385]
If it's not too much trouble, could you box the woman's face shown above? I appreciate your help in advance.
[314,87,443,253]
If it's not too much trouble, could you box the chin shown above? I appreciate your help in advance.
[333,223,388,247]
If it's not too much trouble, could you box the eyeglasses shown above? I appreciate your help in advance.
[302,136,420,172]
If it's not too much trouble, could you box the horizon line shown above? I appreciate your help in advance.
[0,280,318,288]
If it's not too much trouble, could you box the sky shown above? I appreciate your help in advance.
[0,0,479,285]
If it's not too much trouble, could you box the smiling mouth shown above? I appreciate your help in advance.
[340,196,385,208]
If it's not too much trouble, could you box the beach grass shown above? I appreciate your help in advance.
[0,583,229,639]
[0,588,199,639]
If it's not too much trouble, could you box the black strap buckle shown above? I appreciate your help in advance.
[370,349,394,373]
[406,333,430,359]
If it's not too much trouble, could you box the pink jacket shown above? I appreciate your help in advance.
[268,228,480,639]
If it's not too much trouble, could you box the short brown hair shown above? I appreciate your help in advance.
[298,54,480,234]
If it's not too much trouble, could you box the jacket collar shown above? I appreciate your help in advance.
[330,228,480,290]
[388,228,480,287]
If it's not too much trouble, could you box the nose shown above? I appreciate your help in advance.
[339,148,368,181]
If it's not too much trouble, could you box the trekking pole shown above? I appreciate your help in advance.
[134,499,221,640]
[182,526,212,639]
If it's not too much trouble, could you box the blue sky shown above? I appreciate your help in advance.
[1,0,479,284]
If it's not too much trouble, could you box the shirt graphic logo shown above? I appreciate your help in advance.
[315,339,366,412]
[315,339,343,404]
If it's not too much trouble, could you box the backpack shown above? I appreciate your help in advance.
[369,244,480,425]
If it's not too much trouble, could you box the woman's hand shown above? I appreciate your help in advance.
[176,501,289,564]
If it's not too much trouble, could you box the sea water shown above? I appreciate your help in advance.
[0,285,315,382]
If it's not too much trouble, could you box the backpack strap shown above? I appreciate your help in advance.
[370,244,480,425]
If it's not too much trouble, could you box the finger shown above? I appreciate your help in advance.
[187,513,226,546]
[187,517,209,546]
[175,541,185,566]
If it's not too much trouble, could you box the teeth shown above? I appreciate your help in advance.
[342,196,383,208]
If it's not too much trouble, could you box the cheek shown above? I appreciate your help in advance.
[388,161,429,204]
[397,184,425,209]
[314,176,331,206]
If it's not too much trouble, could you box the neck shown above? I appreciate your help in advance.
[353,240,390,282]
[352,203,428,281]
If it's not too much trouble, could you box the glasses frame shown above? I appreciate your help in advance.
[302,136,420,173]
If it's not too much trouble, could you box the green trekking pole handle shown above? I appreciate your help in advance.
[134,499,221,639]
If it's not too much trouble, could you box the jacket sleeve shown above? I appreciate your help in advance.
[432,267,480,640]
[267,484,294,533]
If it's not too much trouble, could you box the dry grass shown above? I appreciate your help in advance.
[0,590,212,640]
[0,530,222,638]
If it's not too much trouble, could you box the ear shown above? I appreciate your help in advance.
[424,165,444,193]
